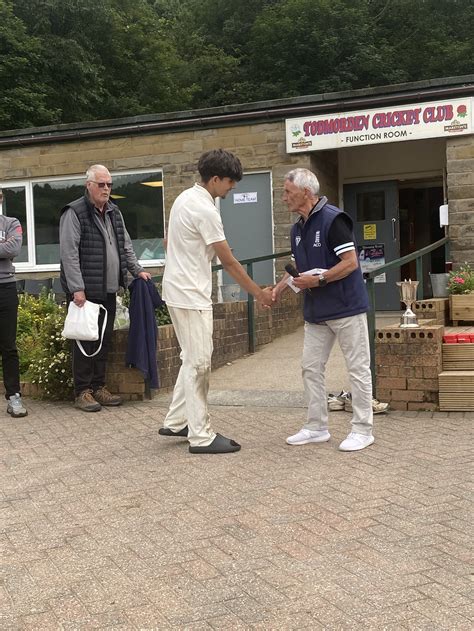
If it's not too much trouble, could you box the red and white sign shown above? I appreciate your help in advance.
[286,97,473,152]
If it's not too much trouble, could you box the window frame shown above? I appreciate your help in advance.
[0,168,165,272]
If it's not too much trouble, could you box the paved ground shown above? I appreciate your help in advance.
[1,325,473,630]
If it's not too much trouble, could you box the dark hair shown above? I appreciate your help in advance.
[198,149,243,183]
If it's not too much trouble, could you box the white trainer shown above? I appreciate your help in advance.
[327,391,346,411]
[7,393,28,418]
[372,398,389,414]
[339,432,374,452]
[344,395,389,415]
[286,428,330,446]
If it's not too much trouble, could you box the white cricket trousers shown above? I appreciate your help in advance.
[164,306,216,447]
[303,313,373,436]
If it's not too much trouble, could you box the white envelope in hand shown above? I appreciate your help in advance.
[286,267,328,293]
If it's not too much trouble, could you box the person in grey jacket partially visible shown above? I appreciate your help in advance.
[0,203,28,418]
[59,165,151,412]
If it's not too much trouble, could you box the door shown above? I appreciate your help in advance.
[219,172,274,294]
[344,181,400,310]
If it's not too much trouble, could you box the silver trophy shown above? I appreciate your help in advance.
[396,279,419,328]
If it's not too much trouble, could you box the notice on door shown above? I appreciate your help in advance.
[363,223,377,240]
[234,192,258,204]
[358,244,386,283]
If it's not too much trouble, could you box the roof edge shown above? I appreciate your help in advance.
[1,75,473,145]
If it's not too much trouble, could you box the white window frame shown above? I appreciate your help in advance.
[0,179,34,268]
[0,168,165,272]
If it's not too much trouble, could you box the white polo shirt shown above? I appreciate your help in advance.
[163,183,226,310]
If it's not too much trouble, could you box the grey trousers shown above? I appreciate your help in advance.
[302,313,374,436]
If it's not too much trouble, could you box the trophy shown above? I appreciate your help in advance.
[396,279,419,328]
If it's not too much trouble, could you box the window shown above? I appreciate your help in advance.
[33,178,84,265]
[110,172,165,261]
[0,185,28,262]
[356,191,386,222]
[0,169,165,270]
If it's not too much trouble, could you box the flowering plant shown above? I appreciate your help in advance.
[447,263,474,295]
[17,292,73,400]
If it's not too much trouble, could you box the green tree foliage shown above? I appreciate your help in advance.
[1,0,472,131]
[372,0,474,82]
[0,0,58,129]
[245,0,399,98]
[3,0,191,129]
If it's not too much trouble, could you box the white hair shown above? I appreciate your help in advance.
[85,164,109,181]
[285,168,320,195]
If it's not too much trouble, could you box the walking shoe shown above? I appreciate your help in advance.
[92,386,122,407]
[75,389,101,412]
[372,398,390,414]
[339,432,375,452]
[328,390,350,411]
[7,393,28,418]
[286,428,331,446]
[344,395,389,414]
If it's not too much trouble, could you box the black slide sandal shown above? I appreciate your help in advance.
[159,426,188,437]
[189,433,241,454]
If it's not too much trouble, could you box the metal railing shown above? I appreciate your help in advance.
[153,236,449,394]
[212,251,292,352]
[151,250,292,354]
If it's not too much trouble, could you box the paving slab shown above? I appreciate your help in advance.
[1,324,472,630]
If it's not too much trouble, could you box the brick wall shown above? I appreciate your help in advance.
[0,122,314,270]
[106,290,303,398]
[375,323,444,411]
[1,121,473,272]
[0,120,343,282]
[446,135,474,266]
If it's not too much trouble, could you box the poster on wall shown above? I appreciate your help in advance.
[358,244,386,283]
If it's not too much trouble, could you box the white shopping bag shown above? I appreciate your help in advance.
[62,300,107,357]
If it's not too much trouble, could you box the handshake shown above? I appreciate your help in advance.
[257,265,299,309]
[257,263,325,309]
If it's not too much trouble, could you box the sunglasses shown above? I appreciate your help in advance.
[90,181,113,189]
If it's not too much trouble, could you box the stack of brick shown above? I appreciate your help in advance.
[414,298,449,325]
[375,323,444,411]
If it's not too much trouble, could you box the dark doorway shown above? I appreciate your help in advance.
[398,183,444,290]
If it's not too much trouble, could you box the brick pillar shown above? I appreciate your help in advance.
[446,135,474,266]
[375,323,444,411]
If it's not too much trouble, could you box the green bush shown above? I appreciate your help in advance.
[17,292,73,400]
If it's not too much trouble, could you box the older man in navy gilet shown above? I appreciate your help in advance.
[272,168,375,452]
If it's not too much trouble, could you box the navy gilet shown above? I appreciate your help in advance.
[290,201,369,323]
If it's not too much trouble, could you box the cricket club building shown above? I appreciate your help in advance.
[0,75,473,310]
